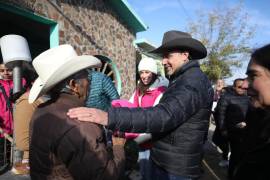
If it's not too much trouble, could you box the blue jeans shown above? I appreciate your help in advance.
[151,160,193,180]
[139,149,151,180]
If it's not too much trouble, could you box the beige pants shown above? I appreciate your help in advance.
[14,92,43,160]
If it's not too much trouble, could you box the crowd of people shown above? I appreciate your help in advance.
[0,30,269,180]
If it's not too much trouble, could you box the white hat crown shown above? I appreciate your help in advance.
[29,44,101,103]
[33,44,78,82]
[138,57,157,74]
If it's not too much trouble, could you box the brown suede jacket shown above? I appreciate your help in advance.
[30,93,125,180]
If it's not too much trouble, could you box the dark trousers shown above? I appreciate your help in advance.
[150,160,195,180]
[0,138,11,169]
[212,130,229,160]
[228,139,244,179]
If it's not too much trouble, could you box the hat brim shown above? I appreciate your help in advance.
[150,38,207,59]
[28,55,101,103]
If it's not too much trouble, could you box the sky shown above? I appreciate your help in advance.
[127,0,270,84]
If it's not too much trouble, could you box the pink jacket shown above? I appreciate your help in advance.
[129,76,168,107]
[112,76,168,148]
[0,79,14,135]
[0,79,25,136]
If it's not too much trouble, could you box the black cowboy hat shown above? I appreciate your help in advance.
[150,30,207,59]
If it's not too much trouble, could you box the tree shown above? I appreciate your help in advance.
[187,2,255,83]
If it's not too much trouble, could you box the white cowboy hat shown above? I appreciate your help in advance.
[28,44,101,103]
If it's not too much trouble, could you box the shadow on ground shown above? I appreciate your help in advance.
[200,123,229,180]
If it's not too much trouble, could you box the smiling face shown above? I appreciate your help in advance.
[139,70,154,85]
[245,59,270,109]
[216,79,225,91]
[162,51,189,76]
[233,80,246,96]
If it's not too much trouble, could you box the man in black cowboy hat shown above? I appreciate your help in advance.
[67,30,214,180]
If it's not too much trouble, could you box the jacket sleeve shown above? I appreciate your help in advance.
[153,93,164,106]
[129,92,135,103]
[108,84,202,133]
[214,96,229,131]
[102,75,120,101]
[56,123,125,180]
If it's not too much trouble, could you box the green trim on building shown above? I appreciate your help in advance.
[94,55,122,95]
[50,24,59,47]
[134,38,161,59]
[110,61,122,95]
[0,2,59,47]
[109,0,148,33]
[134,38,157,50]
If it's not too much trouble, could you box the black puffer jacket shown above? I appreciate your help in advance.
[108,61,213,178]
[233,108,270,180]
[214,87,249,139]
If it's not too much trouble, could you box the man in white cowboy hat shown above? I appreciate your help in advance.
[67,30,214,180]
[29,45,125,180]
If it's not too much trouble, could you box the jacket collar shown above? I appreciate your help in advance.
[148,76,169,90]
[170,60,199,81]
[46,92,85,107]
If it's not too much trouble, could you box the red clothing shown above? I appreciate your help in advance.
[132,86,166,107]
[111,77,168,148]
[0,79,14,136]
[0,79,26,136]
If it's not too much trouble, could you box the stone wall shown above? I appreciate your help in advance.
[1,0,137,98]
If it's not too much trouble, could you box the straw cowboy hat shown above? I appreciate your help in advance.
[28,44,101,103]
[150,30,207,59]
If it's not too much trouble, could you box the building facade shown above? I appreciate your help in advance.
[0,0,147,98]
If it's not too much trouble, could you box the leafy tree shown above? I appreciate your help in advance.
[187,2,255,82]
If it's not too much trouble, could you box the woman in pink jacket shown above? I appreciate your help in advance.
[130,57,168,180]
[0,63,13,168]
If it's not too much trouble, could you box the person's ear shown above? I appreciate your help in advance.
[68,79,79,94]
[183,52,190,62]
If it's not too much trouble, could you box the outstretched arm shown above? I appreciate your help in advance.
[68,85,203,134]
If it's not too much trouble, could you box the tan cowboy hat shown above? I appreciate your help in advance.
[28,44,101,103]
[150,30,207,59]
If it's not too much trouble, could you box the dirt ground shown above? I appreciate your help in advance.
[200,123,229,180]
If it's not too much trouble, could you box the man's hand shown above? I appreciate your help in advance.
[235,122,247,129]
[67,107,108,126]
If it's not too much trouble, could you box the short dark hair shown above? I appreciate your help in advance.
[251,44,270,71]
[49,69,89,97]
[233,78,245,87]
[22,63,38,89]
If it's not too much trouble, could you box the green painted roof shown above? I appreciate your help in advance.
[109,0,148,33]
[134,39,161,59]
[134,38,156,51]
